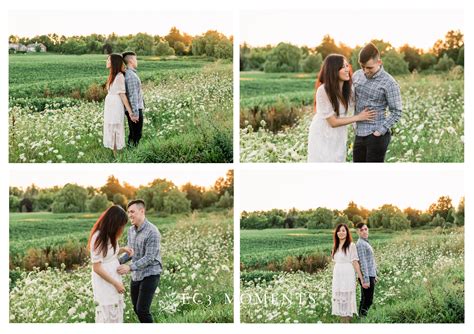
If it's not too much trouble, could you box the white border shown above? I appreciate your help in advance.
[2,0,472,333]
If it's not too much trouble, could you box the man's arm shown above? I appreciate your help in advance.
[125,73,141,117]
[130,231,160,271]
[357,243,370,284]
[378,81,402,135]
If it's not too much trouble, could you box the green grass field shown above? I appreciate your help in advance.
[9,210,233,323]
[240,71,464,162]
[9,54,233,163]
[240,227,464,323]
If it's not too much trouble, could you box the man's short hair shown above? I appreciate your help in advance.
[356,222,367,230]
[122,51,136,65]
[359,43,380,64]
[127,199,145,210]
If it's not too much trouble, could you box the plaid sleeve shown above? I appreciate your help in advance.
[357,242,370,284]
[125,73,140,116]
[379,81,402,134]
[130,231,160,271]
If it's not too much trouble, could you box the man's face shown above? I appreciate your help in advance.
[127,204,144,226]
[130,56,138,68]
[360,58,382,78]
[357,225,369,239]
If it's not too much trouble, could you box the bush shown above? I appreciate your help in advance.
[434,54,455,71]
[264,43,302,73]
[302,53,323,73]
[163,189,191,214]
[86,194,111,212]
[382,50,410,75]
[51,184,88,213]
[307,208,334,229]
[216,191,233,209]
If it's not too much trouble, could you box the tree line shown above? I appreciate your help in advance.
[240,30,464,75]
[9,27,233,59]
[10,170,233,214]
[241,196,464,230]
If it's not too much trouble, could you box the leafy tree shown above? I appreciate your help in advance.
[181,183,204,210]
[302,53,323,73]
[87,194,111,212]
[307,207,334,229]
[434,54,455,71]
[9,195,21,212]
[399,44,422,72]
[163,189,191,214]
[202,190,219,208]
[113,193,127,209]
[51,184,88,213]
[428,196,453,220]
[382,50,409,75]
[315,35,340,59]
[264,42,301,73]
[216,191,233,209]
[420,53,437,71]
[154,40,175,56]
[334,215,350,227]
[455,197,464,226]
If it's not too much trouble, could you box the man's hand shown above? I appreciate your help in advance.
[375,276,379,283]
[362,282,370,289]
[123,247,134,257]
[373,130,382,137]
[117,264,131,275]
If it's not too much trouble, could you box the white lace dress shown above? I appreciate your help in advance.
[90,231,125,323]
[103,72,126,150]
[332,242,359,317]
[307,84,354,162]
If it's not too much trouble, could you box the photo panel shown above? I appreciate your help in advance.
[9,165,234,323]
[8,10,233,163]
[239,166,464,323]
[239,9,464,163]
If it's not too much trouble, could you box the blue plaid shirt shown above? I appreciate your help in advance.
[356,238,377,284]
[353,66,402,136]
[127,218,162,281]
[124,67,144,117]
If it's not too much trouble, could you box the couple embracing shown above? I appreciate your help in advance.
[308,43,403,162]
[88,200,162,323]
[331,222,377,322]
[103,52,144,156]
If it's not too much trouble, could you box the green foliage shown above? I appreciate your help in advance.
[307,208,333,229]
[51,184,88,213]
[86,194,111,212]
[264,43,302,73]
[216,191,233,209]
[163,189,191,214]
[382,50,410,75]
[302,53,322,73]
[434,54,455,71]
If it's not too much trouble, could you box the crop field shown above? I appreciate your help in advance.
[9,54,233,163]
[240,227,464,323]
[9,210,234,323]
[240,72,464,163]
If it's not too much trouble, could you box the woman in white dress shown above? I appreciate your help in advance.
[308,54,375,162]
[104,54,133,156]
[88,205,133,323]
[331,223,364,323]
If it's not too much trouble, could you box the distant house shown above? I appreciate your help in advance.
[9,43,27,53]
[26,42,47,52]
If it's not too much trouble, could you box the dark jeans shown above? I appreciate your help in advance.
[130,274,160,323]
[353,131,391,162]
[359,276,376,316]
[126,109,143,147]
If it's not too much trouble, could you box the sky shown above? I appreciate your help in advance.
[9,10,233,37]
[10,165,231,189]
[241,9,463,50]
[240,168,464,212]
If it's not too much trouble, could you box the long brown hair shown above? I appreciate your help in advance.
[314,54,352,116]
[331,223,352,258]
[106,53,125,89]
[88,205,128,257]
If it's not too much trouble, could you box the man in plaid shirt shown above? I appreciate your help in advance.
[356,222,377,316]
[122,51,145,147]
[352,43,402,162]
[117,199,162,323]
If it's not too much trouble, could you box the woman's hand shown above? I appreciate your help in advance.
[356,108,376,122]
[114,281,125,294]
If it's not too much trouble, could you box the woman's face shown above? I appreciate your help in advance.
[338,60,350,81]
[337,226,347,240]
[106,56,111,69]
